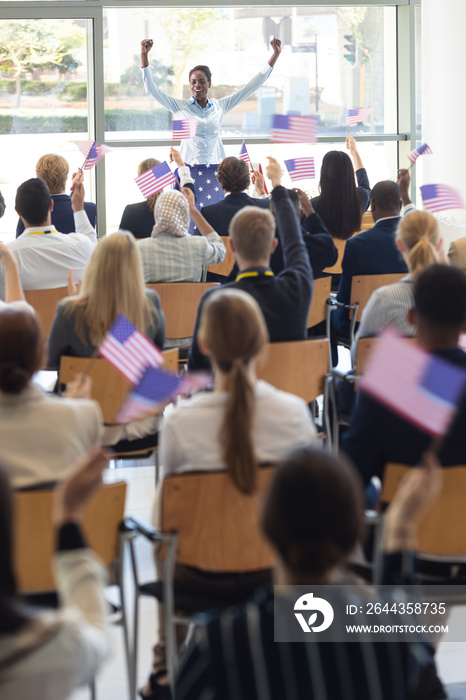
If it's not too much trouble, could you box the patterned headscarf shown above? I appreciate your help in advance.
[151,190,190,238]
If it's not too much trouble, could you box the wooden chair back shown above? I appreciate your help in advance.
[24,287,68,339]
[322,238,346,275]
[381,463,466,557]
[59,349,178,424]
[355,336,415,376]
[350,273,405,323]
[161,469,274,571]
[146,283,219,338]
[308,276,331,328]
[257,339,329,402]
[14,481,126,592]
[360,211,375,231]
[207,236,234,277]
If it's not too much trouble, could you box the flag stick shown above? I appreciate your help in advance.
[407,162,414,171]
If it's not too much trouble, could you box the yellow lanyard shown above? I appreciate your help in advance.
[235,270,274,282]
[25,228,58,235]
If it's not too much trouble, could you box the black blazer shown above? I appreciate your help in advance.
[201,192,270,236]
[119,201,155,239]
[16,194,97,237]
[188,187,313,371]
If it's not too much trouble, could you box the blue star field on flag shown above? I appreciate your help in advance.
[175,164,224,235]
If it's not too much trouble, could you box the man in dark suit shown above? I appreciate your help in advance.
[188,185,313,371]
[332,180,408,339]
[16,154,97,237]
[342,264,466,486]
[200,156,270,237]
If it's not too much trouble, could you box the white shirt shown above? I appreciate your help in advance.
[160,380,316,477]
[0,383,103,488]
[142,65,273,164]
[0,210,97,299]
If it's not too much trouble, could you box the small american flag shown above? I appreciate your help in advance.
[346,107,372,126]
[239,142,252,167]
[135,161,177,198]
[116,366,180,422]
[420,184,465,213]
[172,118,197,140]
[270,114,318,144]
[99,314,164,385]
[284,157,315,182]
[360,330,466,437]
[76,140,112,169]
[407,143,433,164]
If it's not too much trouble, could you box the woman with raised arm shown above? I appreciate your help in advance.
[311,135,370,241]
[0,448,111,699]
[140,37,281,167]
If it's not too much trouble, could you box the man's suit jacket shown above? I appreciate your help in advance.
[342,348,466,485]
[333,216,408,338]
[201,192,270,236]
[16,195,97,237]
[448,236,466,273]
[188,186,313,371]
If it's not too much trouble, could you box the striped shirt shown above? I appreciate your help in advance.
[351,275,415,363]
[138,231,225,283]
[175,577,433,700]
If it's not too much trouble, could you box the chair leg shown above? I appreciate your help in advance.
[155,449,160,487]
[119,538,136,700]
[89,678,96,700]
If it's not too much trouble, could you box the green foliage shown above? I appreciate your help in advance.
[0,108,170,134]
[121,54,174,89]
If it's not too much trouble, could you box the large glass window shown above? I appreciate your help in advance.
[0,17,91,241]
[104,6,397,141]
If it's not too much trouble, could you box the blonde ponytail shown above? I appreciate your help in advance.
[408,237,439,277]
[397,211,440,277]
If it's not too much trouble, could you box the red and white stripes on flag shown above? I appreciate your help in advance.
[407,143,433,164]
[270,114,318,144]
[420,184,465,213]
[135,161,177,199]
[239,142,252,167]
[284,157,316,182]
[99,314,164,385]
[346,107,372,126]
[172,119,197,140]
[76,140,112,169]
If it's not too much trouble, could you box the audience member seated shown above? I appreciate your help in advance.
[142,289,316,699]
[0,448,110,699]
[0,176,97,301]
[352,210,444,362]
[48,230,165,447]
[0,306,102,489]
[310,136,370,240]
[16,154,97,238]
[188,185,313,371]
[200,156,269,237]
[138,187,225,283]
[332,180,408,341]
[342,264,466,486]
[176,447,445,700]
[119,148,195,240]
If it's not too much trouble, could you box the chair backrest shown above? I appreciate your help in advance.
[381,463,466,557]
[355,336,415,376]
[307,276,331,328]
[161,469,274,571]
[350,273,406,322]
[207,236,234,277]
[14,481,127,592]
[257,339,329,402]
[360,211,375,231]
[322,238,346,275]
[24,287,68,339]
[146,282,219,338]
[59,349,178,423]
